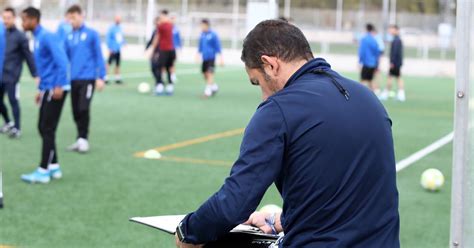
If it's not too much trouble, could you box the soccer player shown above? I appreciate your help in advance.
[152,9,175,95]
[198,19,222,98]
[381,25,405,102]
[175,20,399,247]
[56,12,72,44]
[170,15,181,83]
[64,5,105,153]
[20,7,69,184]
[358,23,381,92]
[146,17,161,89]
[0,7,38,138]
[106,14,125,84]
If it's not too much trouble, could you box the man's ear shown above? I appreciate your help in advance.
[260,55,279,76]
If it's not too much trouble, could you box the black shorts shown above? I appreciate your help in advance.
[202,60,215,73]
[361,66,376,81]
[108,52,121,66]
[389,66,401,77]
[158,50,176,68]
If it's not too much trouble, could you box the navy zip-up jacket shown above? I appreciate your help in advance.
[33,25,69,91]
[2,26,37,84]
[65,24,106,81]
[390,36,403,67]
[181,58,400,247]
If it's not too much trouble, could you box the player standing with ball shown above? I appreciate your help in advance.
[176,20,399,247]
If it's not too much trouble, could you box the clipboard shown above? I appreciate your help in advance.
[130,214,279,248]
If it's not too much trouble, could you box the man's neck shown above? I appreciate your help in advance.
[281,59,310,87]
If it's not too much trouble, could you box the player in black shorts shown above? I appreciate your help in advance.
[105,15,125,84]
[381,25,405,101]
[198,19,223,98]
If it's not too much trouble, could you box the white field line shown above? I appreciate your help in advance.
[396,131,454,172]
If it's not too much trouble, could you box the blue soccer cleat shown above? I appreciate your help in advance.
[21,168,51,184]
[49,167,63,180]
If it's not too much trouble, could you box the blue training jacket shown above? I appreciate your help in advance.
[65,24,106,80]
[106,24,125,53]
[33,25,69,91]
[358,33,380,67]
[173,26,182,49]
[0,22,6,80]
[198,30,221,61]
[181,58,400,247]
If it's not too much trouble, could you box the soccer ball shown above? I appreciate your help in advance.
[420,168,445,191]
[138,82,151,94]
[260,204,282,214]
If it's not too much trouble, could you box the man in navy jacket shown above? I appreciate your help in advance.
[64,5,105,153]
[0,7,37,138]
[176,20,399,247]
[20,7,70,184]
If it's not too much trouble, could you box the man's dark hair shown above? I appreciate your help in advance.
[161,9,169,15]
[22,7,41,21]
[366,23,375,32]
[66,4,82,14]
[201,18,210,25]
[241,19,314,69]
[4,7,16,16]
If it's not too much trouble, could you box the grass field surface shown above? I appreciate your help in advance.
[0,60,453,247]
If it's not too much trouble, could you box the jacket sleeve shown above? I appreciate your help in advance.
[46,34,69,89]
[145,31,155,50]
[93,31,106,80]
[198,35,203,54]
[20,33,37,77]
[358,39,364,65]
[214,33,222,54]
[106,27,113,50]
[180,99,287,244]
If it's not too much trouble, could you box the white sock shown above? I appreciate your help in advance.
[115,75,122,81]
[48,163,60,170]
[38,167,49,173]
[211,83,219,91]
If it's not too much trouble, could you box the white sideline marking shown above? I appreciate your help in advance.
[396,131,454,172]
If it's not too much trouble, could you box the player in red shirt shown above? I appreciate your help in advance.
[152,9,176,95]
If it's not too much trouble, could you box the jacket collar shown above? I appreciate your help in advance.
[33,25,43,36]
[284,58,332,88]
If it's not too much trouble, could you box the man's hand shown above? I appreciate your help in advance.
[52,87,64,100]
[244,212,273,234]
[219,56,224,67]
[195,54,201,64]
[244,211,283,234]
[96,79,105,91]
[175,234,203,248]
[35,92,42,106]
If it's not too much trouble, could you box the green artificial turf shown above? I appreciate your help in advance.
[0,61,454,247]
